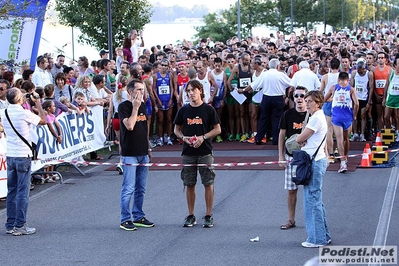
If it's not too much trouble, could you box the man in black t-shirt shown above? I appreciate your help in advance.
[278,86,308,230]
[174,80,221,228]
[118,79,154,231]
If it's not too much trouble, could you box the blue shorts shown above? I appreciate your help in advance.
[332,119,352,131]
[160,100,173,111]
[322,101,332,117]
[213,98,222,109]
[146,102,152,116]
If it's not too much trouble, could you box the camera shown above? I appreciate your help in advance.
[26,93,40,99]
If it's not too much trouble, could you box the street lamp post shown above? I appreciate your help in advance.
[290,0,294,33]
[237,0,241,40]
[342,0,344,29]
[372,0,376,30]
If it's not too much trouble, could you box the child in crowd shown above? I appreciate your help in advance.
[115,47,123,74]
[42,100,63,182]
[72,91,90,115]
[58,96,77,115]
[71,92,90,166]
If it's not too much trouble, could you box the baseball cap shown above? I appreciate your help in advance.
[99,49,109,56]
[356,58,366,68]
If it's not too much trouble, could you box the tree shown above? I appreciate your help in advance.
[0,1,43,30]
[55,0,153,51]
[194,13,236,43]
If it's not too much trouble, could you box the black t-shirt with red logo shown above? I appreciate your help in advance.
[118,101,148,156]
[174,103,220,156]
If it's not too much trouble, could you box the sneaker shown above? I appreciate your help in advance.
[120,221,137,231]
[350,133,359,142]
[235,133,240,141]
[156,138,163,146]
[216,135,223,143]
[116,164,123,175]
[6,227,15,234]
[301,241,325,248]
[52,174,60,181]
[338,161,347,173]
[328,155,335,164]
[247,136,256,143]
[133,217,154,228]
[261,137,267,143]
[227,134,234,141]
[12,224,36,236]
[334,148,339,158]
[163,134,168,144]
[183,214,197,227]
[149,140,157,149]
[240,134,248,142]
[359,134,366,142]
[396,132,399,142]
[167,137,173,145]
[203,215,214,228]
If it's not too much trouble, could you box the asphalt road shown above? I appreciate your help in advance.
[0,148,398,266]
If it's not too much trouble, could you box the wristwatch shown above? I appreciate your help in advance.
[203,134,207,140]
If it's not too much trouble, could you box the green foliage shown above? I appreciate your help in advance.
[194,13,236,43]
[0,1,43,30]
[55,0,153,50]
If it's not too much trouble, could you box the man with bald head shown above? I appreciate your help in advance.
[1,88,46,235]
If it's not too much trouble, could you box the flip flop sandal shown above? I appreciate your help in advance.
[280,220,296,230]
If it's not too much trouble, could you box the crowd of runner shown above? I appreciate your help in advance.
[1,24,399,162]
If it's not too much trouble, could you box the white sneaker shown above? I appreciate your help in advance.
[163,134,168,144]
[350,133,359,142]
[12,224,36,236]
[167,137,173,145]
[359,134,366,142]
[156,138,163,146]
[301,241,326,248]
[338,161,347,173]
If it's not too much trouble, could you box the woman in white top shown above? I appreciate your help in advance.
[296,90,331,248]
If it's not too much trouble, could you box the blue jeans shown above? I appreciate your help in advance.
[120,155,149,223]
[303,157,331,245]
[5,157,32,230]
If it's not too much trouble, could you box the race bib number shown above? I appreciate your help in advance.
[239,77,251,88]
[391,84,399,95]
[355,84,363,93]
[159,85,170,95]
[376,79,386,89]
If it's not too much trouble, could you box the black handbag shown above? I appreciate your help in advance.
[291,135,326,185]
[5,109,38,160]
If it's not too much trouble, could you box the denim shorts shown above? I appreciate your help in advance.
[181,154,215,186]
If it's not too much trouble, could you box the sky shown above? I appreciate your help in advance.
[149,0,237,12]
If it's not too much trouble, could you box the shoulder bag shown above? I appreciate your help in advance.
[5,109,38,160]
[291,134,326,186]
[285,112,310,155]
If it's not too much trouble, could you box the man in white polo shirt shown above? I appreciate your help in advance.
[290,61,321,91]
[1,88,46,236]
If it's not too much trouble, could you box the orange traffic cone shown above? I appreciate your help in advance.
[365,143,372,162]
[375,132,383,146]
[359,148,371,167]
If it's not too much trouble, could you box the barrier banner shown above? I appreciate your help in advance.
[0,0,49,68]
[0,106,106,198]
